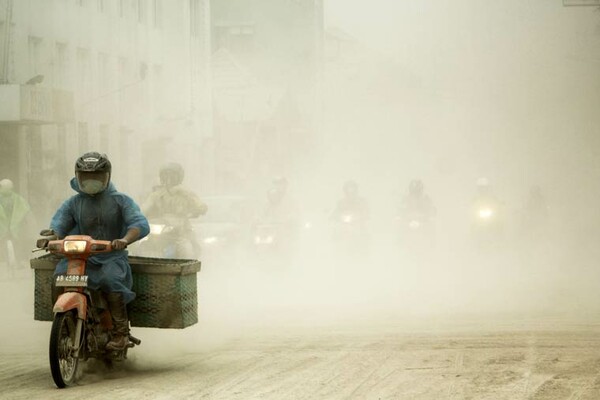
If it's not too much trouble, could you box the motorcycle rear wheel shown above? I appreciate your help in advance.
[49,311,80,388]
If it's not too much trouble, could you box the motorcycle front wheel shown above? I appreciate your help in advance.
[49,311,80,388]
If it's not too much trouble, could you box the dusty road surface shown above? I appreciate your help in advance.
[2,318,600,400]
[2,273,600,399]
[2,254,600,400]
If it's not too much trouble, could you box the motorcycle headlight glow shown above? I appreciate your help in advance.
[342,215,354,223]
[478,208,494,219]
[255,236,274,244]
[203,237,218,245]
[63,240,87,253]
[409,220,421,229]
[150,224,166,235]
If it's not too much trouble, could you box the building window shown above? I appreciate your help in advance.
[118,56,129,104]
[99,124,110,153]
[152,64,163,108]
[0,21,7,82]
[153,0,162,29]
[190,0,201,37]
[78,122,89,154]
[119,0,125,17]
[118,56,128,85]
[55,42,69,88]
[97,52,110,94]
[97,0,105,13]
[77,0,85,7]
[76,47,91,99]
[137,0,146,23]
[214,24,255,54]
[28,36,43,78]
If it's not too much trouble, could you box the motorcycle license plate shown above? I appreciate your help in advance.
[55,275,88,287]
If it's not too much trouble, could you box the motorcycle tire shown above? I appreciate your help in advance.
[49,311,80,388]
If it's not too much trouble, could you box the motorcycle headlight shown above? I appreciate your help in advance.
[150,224,166,235]
[64,240,87,253]
[478,208,494,219]
[255,235,274,244]
[203,237,218,245]
[342,215,354,223]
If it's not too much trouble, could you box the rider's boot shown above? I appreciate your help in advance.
[106,292,129,351]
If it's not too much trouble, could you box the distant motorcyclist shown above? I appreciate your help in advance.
[399,179,436,222]
[331,180,369,230]
[397,180,436,248]
[472,178,501,213]
[259,177,298,226]
[252,177,300,251]
[142,162,207,258]
[0,179,33,266]
[470,178,504,247]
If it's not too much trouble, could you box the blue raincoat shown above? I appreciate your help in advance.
[50,178,150,304]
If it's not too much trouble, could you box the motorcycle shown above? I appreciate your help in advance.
[397,210,435,251]
[471,203,503,249]
[134,215,197,259]
[35,230,141,388]
[252,223,290,258]
[331,212,369,256]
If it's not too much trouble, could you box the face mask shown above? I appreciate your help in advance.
[79,179,105,195]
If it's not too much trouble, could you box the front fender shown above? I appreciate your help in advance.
[53,292,87,320]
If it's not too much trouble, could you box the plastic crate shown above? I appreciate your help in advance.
[30,254,201,329]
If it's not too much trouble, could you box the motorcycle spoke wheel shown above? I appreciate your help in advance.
[49,312,80,388]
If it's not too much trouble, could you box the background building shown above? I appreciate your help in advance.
[210,0,324,195]
[0,0,212,223]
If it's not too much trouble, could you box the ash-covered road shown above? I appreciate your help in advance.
[2,261,600,400]
[2,310,600,399]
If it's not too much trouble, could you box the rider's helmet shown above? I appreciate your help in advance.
[343,180,358,198]
[0,179,14,195]
[159,162,184,188]
[409,179,424,196]
[75,152,111,195]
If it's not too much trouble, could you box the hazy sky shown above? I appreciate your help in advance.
[323,0,600,185]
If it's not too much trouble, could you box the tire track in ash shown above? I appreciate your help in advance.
[445,349,465,399]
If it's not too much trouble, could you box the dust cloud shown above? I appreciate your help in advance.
[1,0,600,360]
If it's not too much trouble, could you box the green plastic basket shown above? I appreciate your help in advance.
[30,254,201,329]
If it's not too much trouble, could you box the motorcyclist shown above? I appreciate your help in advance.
[472,178,500,209]
[253,177,299,251]
[141,162,207,258]
[259,177,298,225]
[0,179,33,265]
[331,180,369,230]
[471,177,504,240]
[49,152,150,351]
[399,179,436,222]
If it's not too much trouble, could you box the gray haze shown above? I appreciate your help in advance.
[2,0,600,368]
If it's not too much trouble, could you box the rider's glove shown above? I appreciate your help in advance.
[111,238,128,250]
